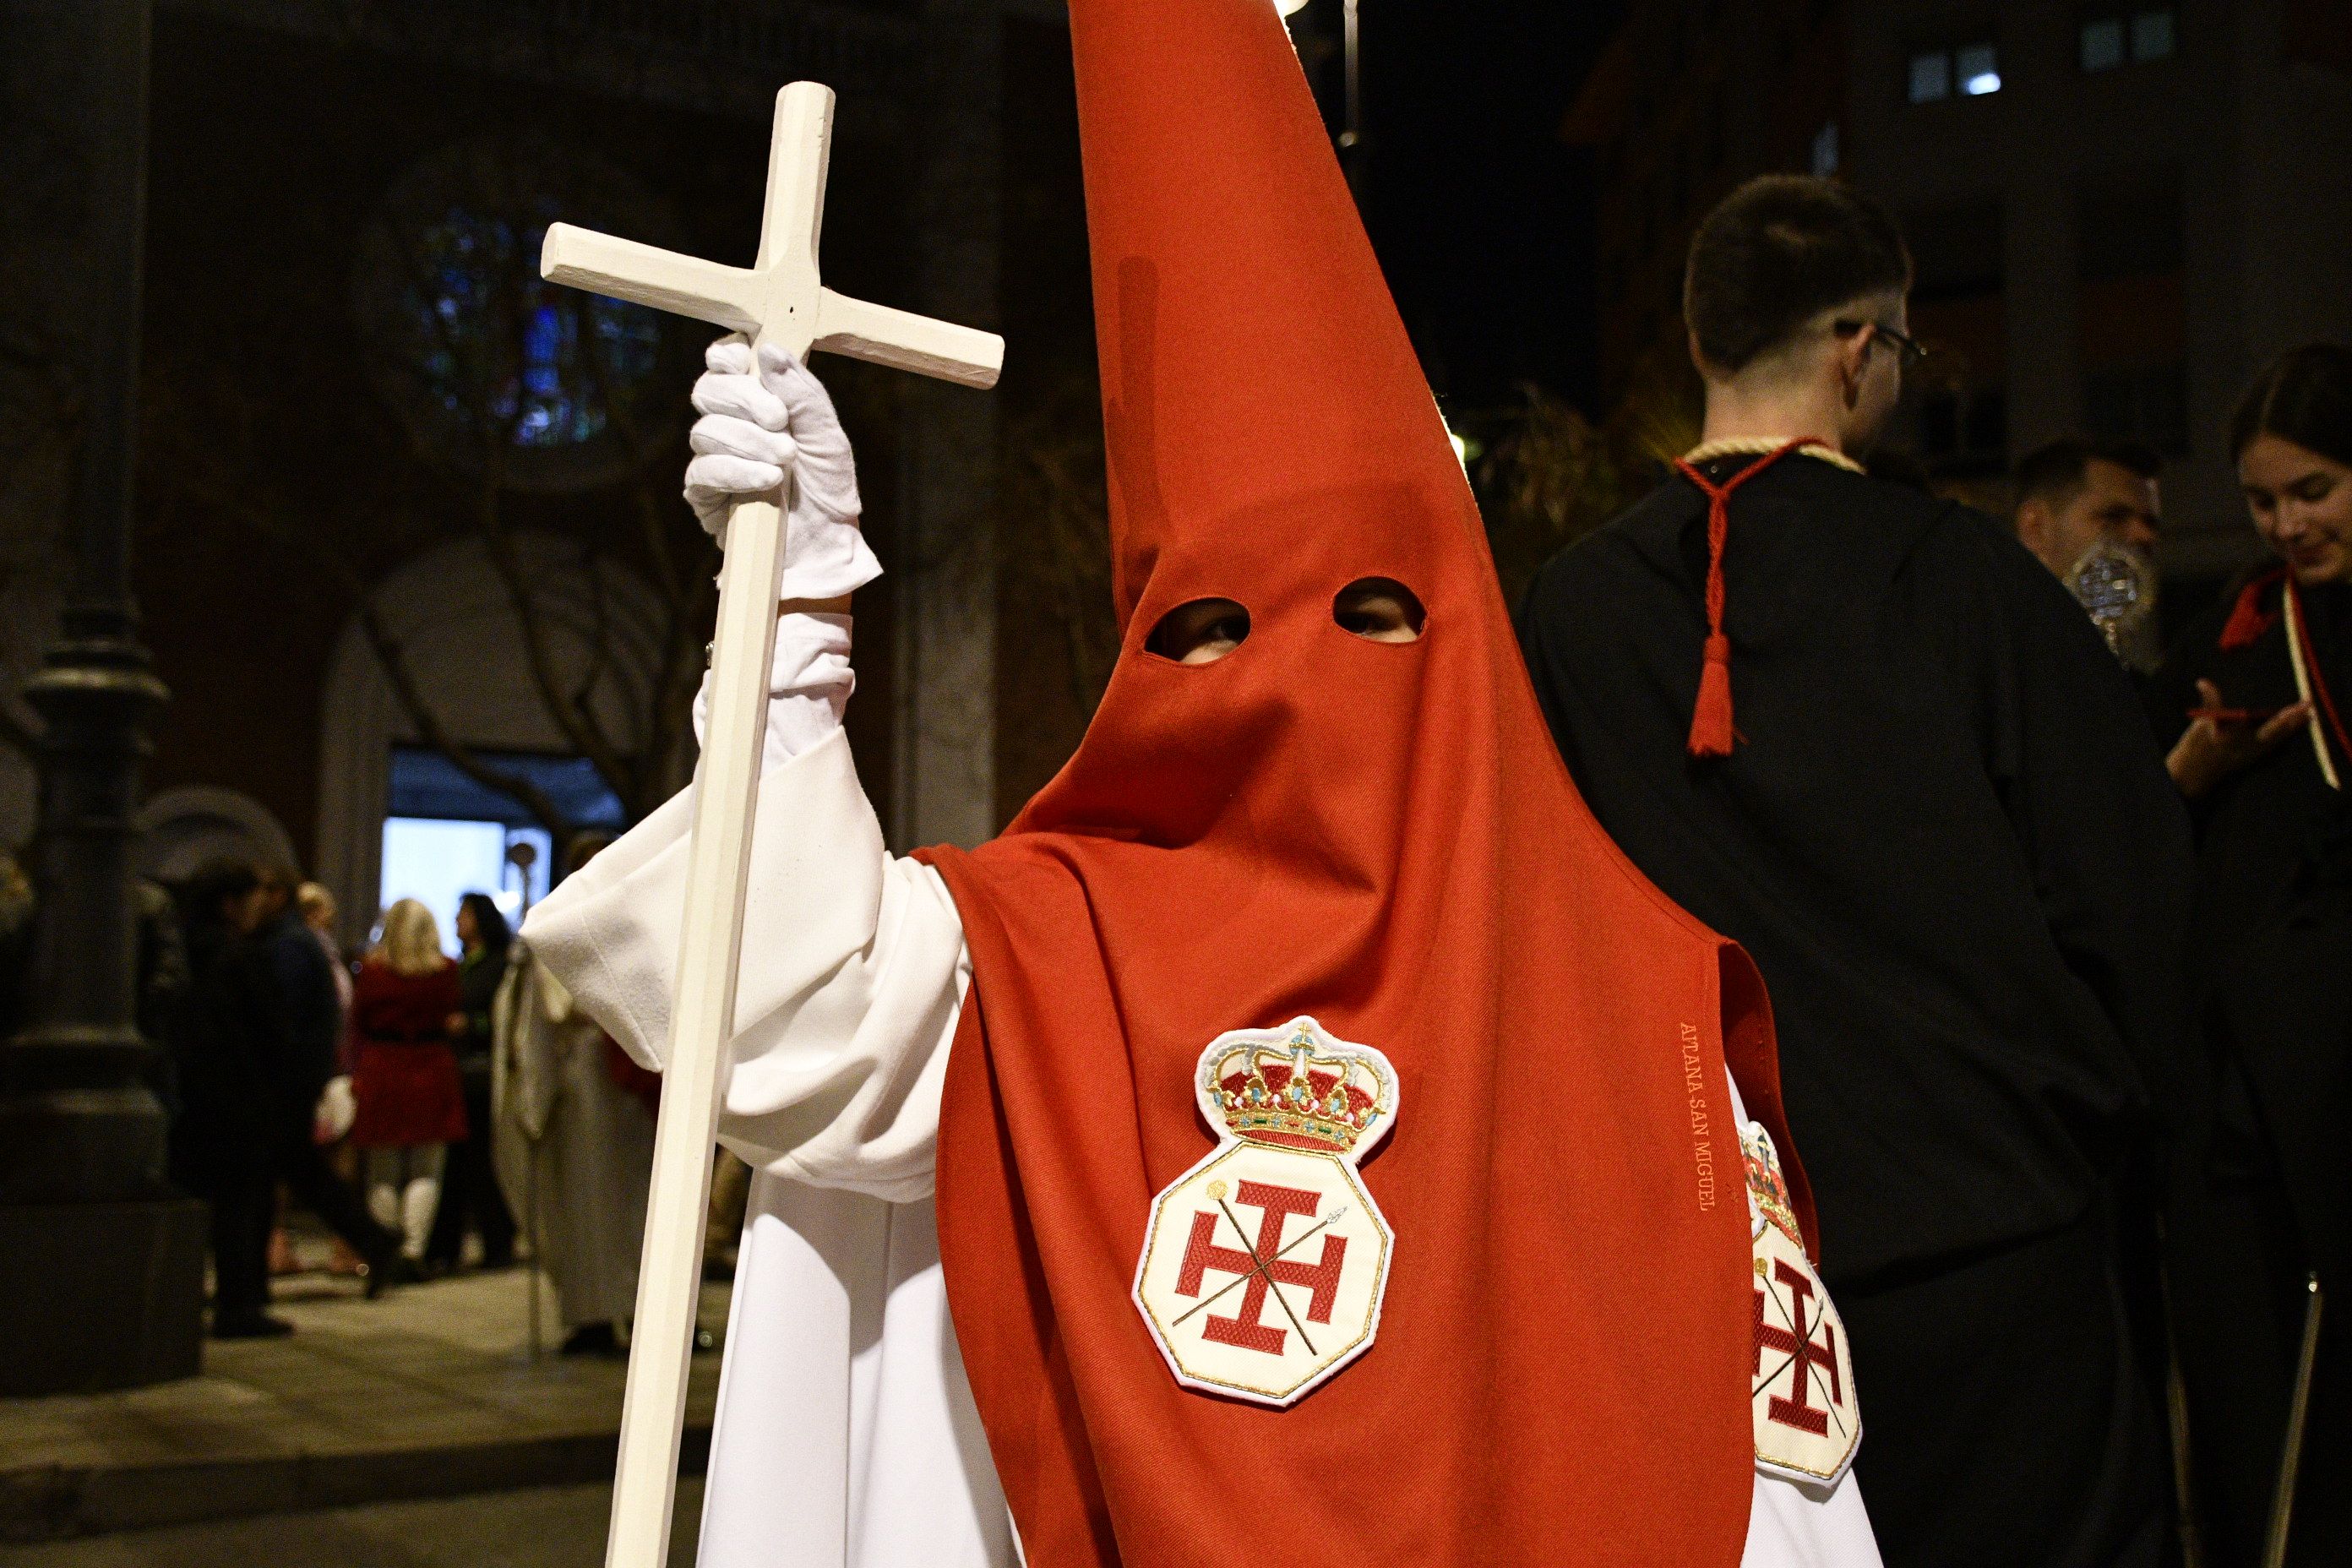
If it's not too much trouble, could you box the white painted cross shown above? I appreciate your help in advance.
[538,81,1003,1568]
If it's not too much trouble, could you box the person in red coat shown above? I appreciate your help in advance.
[350,898,467,1260]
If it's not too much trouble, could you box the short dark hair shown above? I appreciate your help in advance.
[2232,343,2352,469]
[2013,437,2163,509]
[1684,176,1914,375]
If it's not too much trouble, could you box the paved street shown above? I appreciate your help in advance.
[4,1478,705,1567]
[0,1254,727,1543]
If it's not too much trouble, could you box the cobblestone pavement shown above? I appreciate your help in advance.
[3,1478,705,1566]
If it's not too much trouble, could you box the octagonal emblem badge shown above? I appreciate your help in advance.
[1132,1016,1398,1408]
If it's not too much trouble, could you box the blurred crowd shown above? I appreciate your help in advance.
[0,847,675,1360]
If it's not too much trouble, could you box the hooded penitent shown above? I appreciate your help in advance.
[916,1,1816,1560]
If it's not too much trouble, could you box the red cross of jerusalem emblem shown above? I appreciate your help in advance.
[1744,1121,1860,1484]
[1133,1018,1397,1407]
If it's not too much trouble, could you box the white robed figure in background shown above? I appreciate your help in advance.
[493,906,658,1358]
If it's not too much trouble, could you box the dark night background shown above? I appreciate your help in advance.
[1335,0,1619,412]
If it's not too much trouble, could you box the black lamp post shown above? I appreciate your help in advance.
[0,0,206,1396]
[1281,0,1365,193]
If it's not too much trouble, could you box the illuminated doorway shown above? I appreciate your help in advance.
[374,746,623,950]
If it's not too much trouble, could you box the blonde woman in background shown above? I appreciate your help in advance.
[349,898,467,1260]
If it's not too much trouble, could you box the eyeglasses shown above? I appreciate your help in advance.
[1833,318,1928,369]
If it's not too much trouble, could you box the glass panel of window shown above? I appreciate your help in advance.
[1811,120,1841,177]
[2131,8,2175,62]
[1909,50,1952,102]
[1956,42,2002,95]
[2082,19,2126,71]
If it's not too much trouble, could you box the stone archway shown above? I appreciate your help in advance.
[134,787,301,885]
[315,533,667,950]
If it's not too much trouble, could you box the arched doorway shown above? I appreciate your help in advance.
[315,533,663,951]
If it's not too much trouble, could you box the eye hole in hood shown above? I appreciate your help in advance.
[1145,597,1251,664]
[1333,578,1424,643]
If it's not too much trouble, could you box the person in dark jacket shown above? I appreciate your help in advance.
[2148,344,2352,1567]
[424,891,518,1272]
[177,860,406,1337]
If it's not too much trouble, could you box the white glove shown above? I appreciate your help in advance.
[693,611,854,770]
[313,1075,356,1145]
[684,335,880,603]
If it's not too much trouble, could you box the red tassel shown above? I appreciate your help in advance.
[1672,439,1821,760]
[2218,567,2286,651]
[1688,634,1735,758]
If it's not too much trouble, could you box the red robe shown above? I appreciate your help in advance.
[349,960,468,1148]
[915,2,1820,1562]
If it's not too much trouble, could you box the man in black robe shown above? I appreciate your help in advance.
[1516,176,2197,1566]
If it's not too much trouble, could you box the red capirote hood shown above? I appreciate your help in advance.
[914,2,1812,1562]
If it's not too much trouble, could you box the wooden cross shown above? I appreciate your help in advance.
[538,80,1003,1568]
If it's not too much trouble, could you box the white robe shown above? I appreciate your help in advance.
[525,726,1879,1568]
[492,952,657,1331]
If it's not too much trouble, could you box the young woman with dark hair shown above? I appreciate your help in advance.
[2150,341,2352,1567]
[422,891,519,1272]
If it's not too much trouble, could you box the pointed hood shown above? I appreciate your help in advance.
[914,3,1813,1560]
[1075,0,1471,634]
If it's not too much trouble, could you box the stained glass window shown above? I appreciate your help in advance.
[356,142,681,492]
[395,205,660,450]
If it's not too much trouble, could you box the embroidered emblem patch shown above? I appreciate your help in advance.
[1745,1121,1860,1485]
[1132,1016,1398,1408]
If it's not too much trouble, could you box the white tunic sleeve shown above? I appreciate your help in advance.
[520,725,968,1206]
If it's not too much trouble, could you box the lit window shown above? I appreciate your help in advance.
[2082,19,2125,71]
[1908,51,1952,102]
[1957,42,2001,95]
[1810,120,1841,177]
[2082,9,2175,72]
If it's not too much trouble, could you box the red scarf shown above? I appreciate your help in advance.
[2216,567,2351,763]
[2218,566,2287,652]
[916,3,1814,1561]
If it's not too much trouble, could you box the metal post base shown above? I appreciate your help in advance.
[0,1196,206,1396]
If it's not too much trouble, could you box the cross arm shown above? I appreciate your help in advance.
[540,226,765,340]
[814,289,1004,389]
